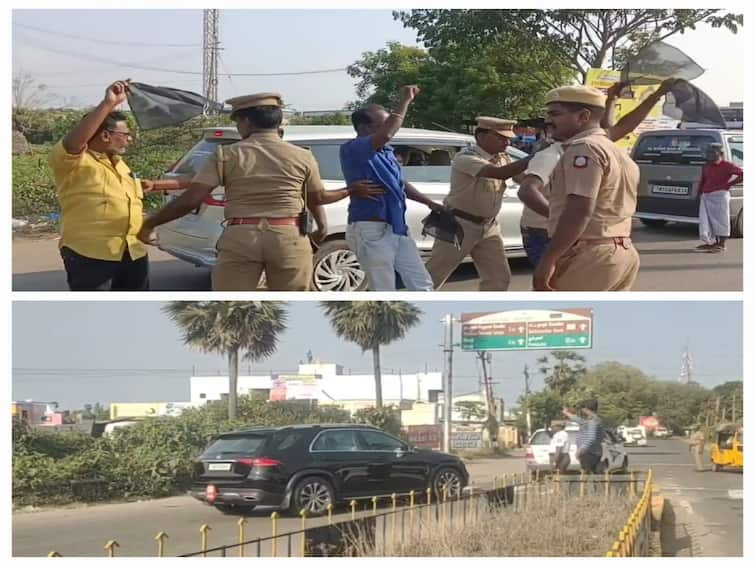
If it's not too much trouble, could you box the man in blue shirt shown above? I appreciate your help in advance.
[340,85,441,291]
[563,399,605,474]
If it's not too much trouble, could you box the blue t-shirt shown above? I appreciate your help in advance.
[339,135,408,236]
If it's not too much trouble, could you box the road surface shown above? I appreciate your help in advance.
[12,441,742,557]
[12,222,742,291]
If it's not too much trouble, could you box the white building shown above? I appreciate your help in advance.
[190,362,442,410]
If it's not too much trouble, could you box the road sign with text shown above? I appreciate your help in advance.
[461,309,593,351]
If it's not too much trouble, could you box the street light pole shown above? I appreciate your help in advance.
[442,314,454,452]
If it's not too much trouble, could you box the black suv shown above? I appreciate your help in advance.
[191,423,469,516]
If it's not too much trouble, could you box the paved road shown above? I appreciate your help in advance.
[12,441,742,557]
[12,221,742,291]
[626,437,743,557]
[12,456,525,557]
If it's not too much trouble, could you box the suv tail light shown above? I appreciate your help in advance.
[238,457,281,467]
[205,484,218,504]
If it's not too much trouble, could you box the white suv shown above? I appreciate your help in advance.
[156,125,527,291]
[525,424,628,476]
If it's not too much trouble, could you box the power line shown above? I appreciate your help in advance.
[14,22,201,48]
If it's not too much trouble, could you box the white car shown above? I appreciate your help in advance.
[156,125,527,291]
[622,427,648,446]
[525,424,628,476]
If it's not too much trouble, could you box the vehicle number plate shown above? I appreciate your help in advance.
[650,184,689,195]
[208,463,232,471]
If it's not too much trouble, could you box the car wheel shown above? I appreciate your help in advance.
[732,210,743,238]
[711,463,720,472]
[432,467,463,500]
[640,219,668,229]
[292,476,335,517]
[311,239,367,292]
[215,503,256,515]
[621,456,629,473]
[596,460,609,474]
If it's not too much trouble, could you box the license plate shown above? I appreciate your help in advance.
[208,463,232,472]
[650,184,689,195]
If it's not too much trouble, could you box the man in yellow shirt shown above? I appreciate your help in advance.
[49,80,187,290]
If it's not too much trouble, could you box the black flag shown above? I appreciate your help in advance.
[126,82,225,129]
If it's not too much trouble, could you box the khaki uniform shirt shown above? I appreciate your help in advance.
[445,144,511,218]
[547,128,639,239]
[193,131,326,219]
[690,431,705,453]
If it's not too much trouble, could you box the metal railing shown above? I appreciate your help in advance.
[605,469,654,557]
[46,470,650,557]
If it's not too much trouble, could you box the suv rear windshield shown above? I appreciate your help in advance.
[529,431,552,445]
[202,434,267,458]
[173,138,235,176]
[634,134,718,165]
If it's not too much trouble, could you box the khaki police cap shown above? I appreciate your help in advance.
[476,116,517,138]
[545,85,606,108]
[226,92,284,114]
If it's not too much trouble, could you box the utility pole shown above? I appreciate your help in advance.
[732,394,737,423]
[442,314,454,452]
[524,365,532,439]
[715,396,721,425]
[478,351,498,448]
[202,9,220,112]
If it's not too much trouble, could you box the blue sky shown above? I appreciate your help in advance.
[12,301,742,409]
[12,9,744,110]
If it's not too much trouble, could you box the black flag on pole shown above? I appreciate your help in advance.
[126,82,225,130]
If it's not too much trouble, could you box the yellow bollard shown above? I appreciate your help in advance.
[579,470,586,498]
[426,487,433,523]
[155,531,168,558]
[630,471,636,498]
[410,490,415,508]
[605,471,610,498]
[391,493,397,512]
[199,524,211,557]
[555,469,561,495]
[300,510,308,557]
[535,468,540,482]
[237,518,247,557]
[350,500,357,520]
[493,476,498,490]
[391,493,398,546]
[327,503,334,525]
[48,552,62,557]
[372,496,379,516]
[270,512,279,557]
[105,540,119,558]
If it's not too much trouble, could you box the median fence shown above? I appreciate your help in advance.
[46,470,652,558]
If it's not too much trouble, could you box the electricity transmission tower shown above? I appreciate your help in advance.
[202,9,220,113]
[680,340,693,385]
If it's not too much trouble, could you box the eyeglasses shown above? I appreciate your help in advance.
[107,130,134,139]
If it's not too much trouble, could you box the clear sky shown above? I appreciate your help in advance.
[11,9,744,111]
[12,301,742,410]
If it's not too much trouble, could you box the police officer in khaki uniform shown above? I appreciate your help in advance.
[425,117,529,290]
[533,86,641,292]
[689,426,706,471]
[138,92,381,290]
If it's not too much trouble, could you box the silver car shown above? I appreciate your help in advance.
[633,129,743,237]
[157,125,526,291]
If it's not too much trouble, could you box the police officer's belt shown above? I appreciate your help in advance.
[450,208,494,225]
[228,217,300,226]
[575,237,632,247]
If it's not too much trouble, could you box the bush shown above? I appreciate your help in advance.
[352,405,402,436]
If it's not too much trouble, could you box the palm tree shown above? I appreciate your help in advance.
[320,302,422,408]
[164,301,287,420]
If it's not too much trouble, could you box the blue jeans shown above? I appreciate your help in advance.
[521,226,551,268]
[346,222,433,291]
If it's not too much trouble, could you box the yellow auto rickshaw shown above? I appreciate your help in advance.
[710,423,743,472]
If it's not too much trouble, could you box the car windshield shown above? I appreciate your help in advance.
[529,431,552,445]
[202,435,267,458]
[634,134,718,165]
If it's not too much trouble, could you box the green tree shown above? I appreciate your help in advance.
[652,382,713,433]
[518,390,564,431]
[537,351,587,398]
[396,10,743,82]
[455,400,487,421]
[320,301,422,408]
[352,405,402,436]
[288,113,352,126]
[347,40,573,130]
[164,302,287,420]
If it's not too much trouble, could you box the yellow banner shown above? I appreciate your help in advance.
[585,68,665,152]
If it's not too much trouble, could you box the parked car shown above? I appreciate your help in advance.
[654,427,672,438]
[191,423,469,516]
[632,129,743,236]
[157,126,527,291]
[525,424,628,476]
[622,426,648,446]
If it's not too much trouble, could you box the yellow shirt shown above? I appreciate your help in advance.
[48,141,147,261]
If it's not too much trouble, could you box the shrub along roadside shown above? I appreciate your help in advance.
[12,398,355,508]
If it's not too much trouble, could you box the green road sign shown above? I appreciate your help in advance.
[460,309,593,351]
